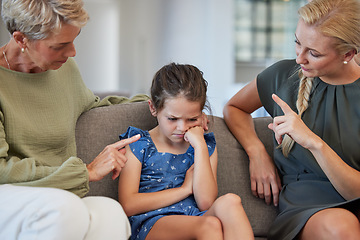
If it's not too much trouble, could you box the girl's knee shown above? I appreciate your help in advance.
[199,216,223,236]
[222,193,242,204]
[215,193,242,211]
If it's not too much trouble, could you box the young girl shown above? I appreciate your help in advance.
[118,63,254,240]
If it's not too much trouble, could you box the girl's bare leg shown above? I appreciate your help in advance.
[299,208,360,240]
[204,193,254,240]
[146,215,223,240]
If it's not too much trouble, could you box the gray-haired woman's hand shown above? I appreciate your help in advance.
[86,134,140,181]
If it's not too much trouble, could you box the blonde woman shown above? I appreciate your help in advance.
[0,0,147,239]
[224,0,360,239]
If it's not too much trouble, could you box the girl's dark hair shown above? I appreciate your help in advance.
[150,63,210,113]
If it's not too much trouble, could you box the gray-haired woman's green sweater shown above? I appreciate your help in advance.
[0,58,148,197]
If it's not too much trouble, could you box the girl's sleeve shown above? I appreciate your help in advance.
[119,126,150,164]
[204,132,216,156]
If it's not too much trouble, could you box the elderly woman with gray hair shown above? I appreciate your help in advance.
[0,0,148,239]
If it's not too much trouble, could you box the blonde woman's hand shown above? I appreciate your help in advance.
[268,94,318,149]
[249,149,282,206]
[86,134,140,182]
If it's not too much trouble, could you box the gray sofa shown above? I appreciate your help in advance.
[75,101,278,239]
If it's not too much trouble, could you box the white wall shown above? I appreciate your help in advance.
[0,26,8,44]
[75,0,121,92]
[115,0,234,116]
[0,0,9,44]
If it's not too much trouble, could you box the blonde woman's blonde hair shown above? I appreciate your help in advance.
[280,0,360,157]
[1,0,89,40]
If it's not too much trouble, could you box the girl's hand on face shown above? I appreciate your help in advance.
[184,126,205,149]
[268,94,316,149]
[87,134,141,182]
[201,112,209,131]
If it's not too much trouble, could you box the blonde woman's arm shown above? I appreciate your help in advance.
[223,79,282,206]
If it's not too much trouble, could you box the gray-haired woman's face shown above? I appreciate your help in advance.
[24,23,80,71]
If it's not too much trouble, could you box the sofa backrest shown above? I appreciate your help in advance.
[75,101,278,237]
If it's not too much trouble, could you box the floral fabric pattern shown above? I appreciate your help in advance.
[119,126,216,240]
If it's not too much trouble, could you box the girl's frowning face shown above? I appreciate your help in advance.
[155,96,203,144]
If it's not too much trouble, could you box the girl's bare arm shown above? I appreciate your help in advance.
[118,145,194,217]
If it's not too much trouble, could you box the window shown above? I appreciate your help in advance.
[234,0,307,63]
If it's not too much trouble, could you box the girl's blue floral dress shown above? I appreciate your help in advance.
[119,126,216,240]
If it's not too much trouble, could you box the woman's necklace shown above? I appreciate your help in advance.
[2,49,11,70]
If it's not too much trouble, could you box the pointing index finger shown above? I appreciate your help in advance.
[114,134,141,150]
[272,94,293,115]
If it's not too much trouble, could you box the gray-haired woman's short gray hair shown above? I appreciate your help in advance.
[1,0,89,40]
